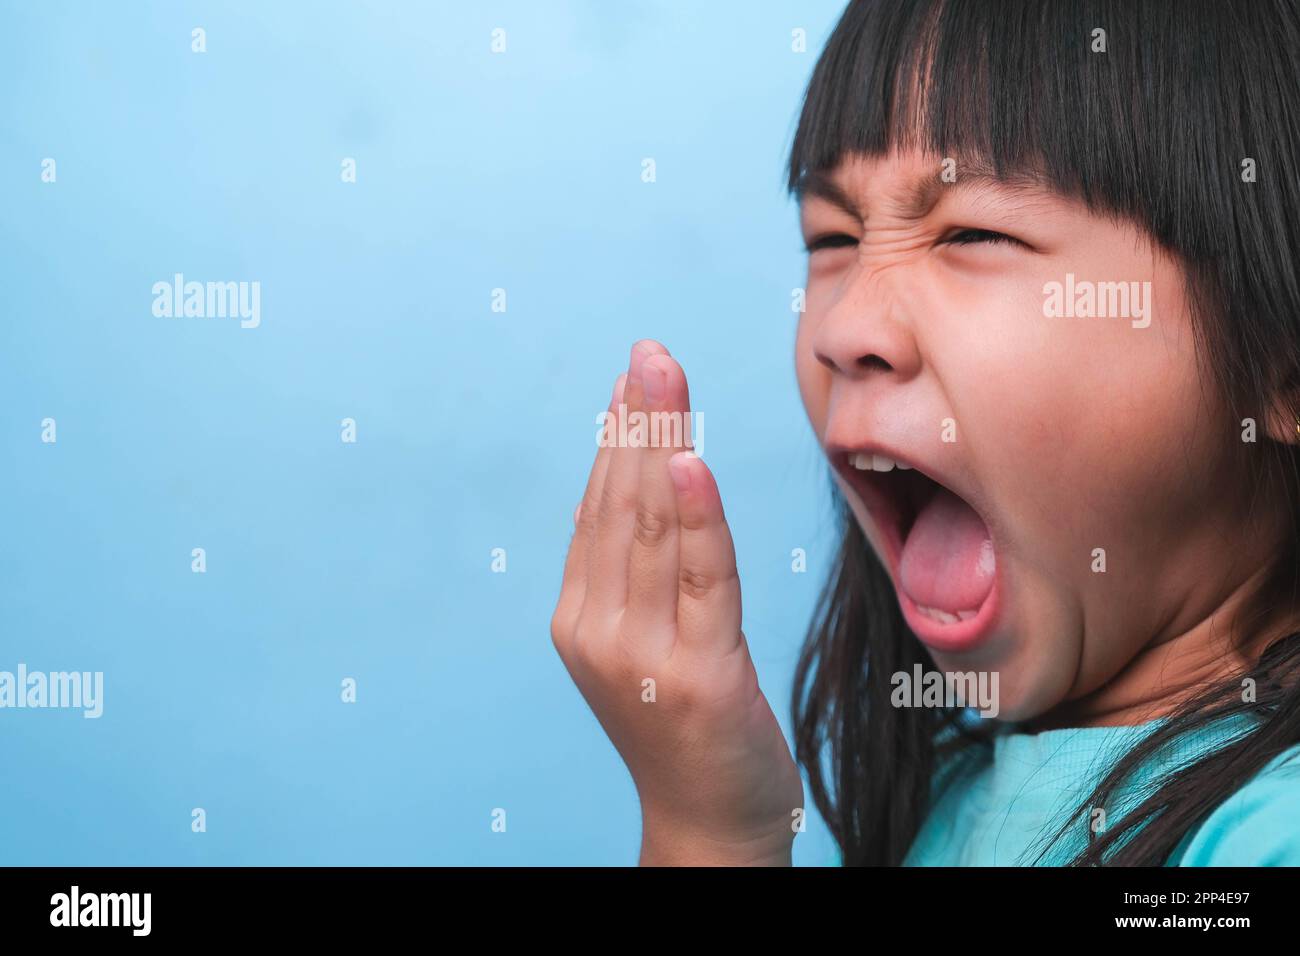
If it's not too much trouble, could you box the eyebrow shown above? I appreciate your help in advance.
[796,160,1050,222]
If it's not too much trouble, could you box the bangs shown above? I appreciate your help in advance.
[789,0,1295,257]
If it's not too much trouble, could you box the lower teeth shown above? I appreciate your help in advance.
[915,604,978,625]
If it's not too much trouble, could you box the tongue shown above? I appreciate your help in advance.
[899,486,995,614]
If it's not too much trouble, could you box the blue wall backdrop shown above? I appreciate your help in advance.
[1,1,847,865]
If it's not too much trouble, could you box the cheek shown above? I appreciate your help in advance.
[942,262,1208,563]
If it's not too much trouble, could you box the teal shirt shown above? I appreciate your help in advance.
[900,713,1300,866]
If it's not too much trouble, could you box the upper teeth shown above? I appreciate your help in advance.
[851,452,912,472]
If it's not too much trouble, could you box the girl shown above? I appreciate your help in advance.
[551,0,1300,866]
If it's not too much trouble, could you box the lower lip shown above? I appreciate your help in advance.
[895,566,1001,654]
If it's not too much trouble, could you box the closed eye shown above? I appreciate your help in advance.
[804,232,859,253]
[941,227,1030,248]
[804,228,1031,255]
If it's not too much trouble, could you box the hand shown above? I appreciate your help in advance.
[551,340,803,866]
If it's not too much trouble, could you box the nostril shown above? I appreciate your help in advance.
[858,354,893,372]
[814,350,894,375]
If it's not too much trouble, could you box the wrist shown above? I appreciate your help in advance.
[638,811,795,866]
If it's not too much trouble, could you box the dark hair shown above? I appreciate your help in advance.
[786,0,1300,865]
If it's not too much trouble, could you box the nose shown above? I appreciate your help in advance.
[810,277,922,382]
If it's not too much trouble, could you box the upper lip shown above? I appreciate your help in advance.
[825,439,968,505]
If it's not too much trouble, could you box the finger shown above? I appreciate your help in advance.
[575,371,626,573]
[586,339,669,613]
[554,372,625,635]
[625,353,692,636]
[669,451,742,650]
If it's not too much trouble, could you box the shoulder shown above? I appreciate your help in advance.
[1174,744,1300,866]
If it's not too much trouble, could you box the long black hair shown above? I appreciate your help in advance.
[787,0,1300,866]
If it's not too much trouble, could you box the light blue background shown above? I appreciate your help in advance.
[0,1,846,865]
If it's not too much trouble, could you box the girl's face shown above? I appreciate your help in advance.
[795,149,1281,724]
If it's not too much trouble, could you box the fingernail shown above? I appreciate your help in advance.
[574,502,582,526]
[642,360,666,405]
[669,454,693,493]
[610,373,627,409]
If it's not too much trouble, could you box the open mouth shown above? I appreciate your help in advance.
[836,450,999,652]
